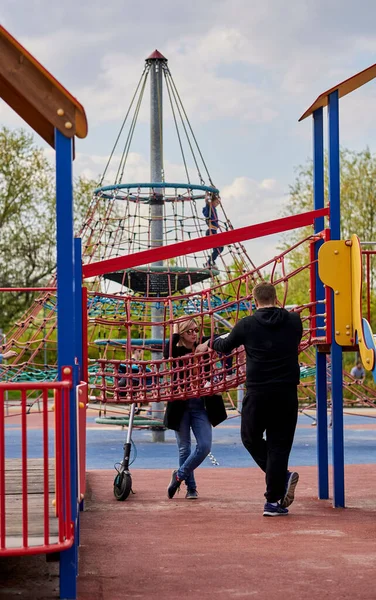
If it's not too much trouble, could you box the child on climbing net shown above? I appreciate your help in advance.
[118,348,154,413]
[202,193,224,268]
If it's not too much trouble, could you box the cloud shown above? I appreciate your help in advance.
[72,36,279,127]
[2,0,376,189]
[73,150,201,185]
[3,0,376,134]
[221,176,286,226]
[220,176,288,268]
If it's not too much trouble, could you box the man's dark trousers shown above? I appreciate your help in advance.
[240,384,298,503]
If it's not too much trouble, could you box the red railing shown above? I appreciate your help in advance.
[362,249,376,324]
[77,382,87,501]
[0,370,74,556]
[309,228,332,345]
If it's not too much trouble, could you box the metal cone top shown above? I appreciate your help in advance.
[147,49,167,61]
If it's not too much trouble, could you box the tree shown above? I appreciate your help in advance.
[280,148,376,320]
[0,127,96,332]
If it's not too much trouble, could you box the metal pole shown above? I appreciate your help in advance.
[148,51,167,442]
[237,385,244,413]
[366,252,371,323]
[313,107,329,499]
[328,90,345,508]
[55,129,78,598]
[0,330,9,411]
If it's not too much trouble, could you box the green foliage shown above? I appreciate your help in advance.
[280,148,376,322]
[0,127,96,333]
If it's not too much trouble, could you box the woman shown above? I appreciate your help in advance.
[163,318,227,500]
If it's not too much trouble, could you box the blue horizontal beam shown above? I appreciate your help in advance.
[95,182,219,195]
[94,338,163,346]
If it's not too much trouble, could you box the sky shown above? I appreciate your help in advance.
[2,0,376,266]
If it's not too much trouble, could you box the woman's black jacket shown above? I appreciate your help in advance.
[163,333,227,431]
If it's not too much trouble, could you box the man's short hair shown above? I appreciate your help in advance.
[253,282,277,306]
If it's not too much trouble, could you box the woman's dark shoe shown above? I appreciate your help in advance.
[167,469,182,499]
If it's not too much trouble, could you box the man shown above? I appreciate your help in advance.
[196,282,302,517]
[350,361,365,381]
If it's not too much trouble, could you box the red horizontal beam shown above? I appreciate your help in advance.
[0,381,71,391]
[0,288,56,292]
[0,537,74,557]
[82,207,329,279]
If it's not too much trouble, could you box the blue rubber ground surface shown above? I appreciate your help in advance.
[5,413,376,469]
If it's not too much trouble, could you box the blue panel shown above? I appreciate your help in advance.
[360,318,376,380]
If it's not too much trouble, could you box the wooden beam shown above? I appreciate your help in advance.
[0,26,87,147]
[299,63,376,121]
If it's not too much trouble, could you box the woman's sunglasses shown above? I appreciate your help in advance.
[184,328,199,335]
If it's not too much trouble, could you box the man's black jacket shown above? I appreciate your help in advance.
[211,307,303,388]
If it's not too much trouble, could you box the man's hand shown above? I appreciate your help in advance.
[195,342,210,354]
[2,350,17,359]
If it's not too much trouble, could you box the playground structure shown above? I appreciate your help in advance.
[0,25,88,600]
[1,24,376,600]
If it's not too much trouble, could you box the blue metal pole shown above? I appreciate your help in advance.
[313,107,329,499]
[55,129,78,599]
[328,90,345,508]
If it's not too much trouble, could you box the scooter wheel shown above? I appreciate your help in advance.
[113,471,132,501]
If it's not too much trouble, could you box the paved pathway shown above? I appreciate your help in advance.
[77,465,376,600]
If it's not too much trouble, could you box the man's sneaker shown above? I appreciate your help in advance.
[281,471,299,508]
[263,502,289,517]
[185,488,198,499]
[167,469,182,499]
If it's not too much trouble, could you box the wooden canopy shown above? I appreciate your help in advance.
[299,63,376,121]
[0,26,88,148]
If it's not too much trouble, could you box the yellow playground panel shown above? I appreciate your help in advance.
[318,234,375,371]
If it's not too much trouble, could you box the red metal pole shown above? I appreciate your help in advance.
[0,388,5,549]
[309,239,317,338]
[43,388,49,545]
[324,228,332,344]
[63,383,72,540]
[21,389,28,548]
[82,287,89,384]
[55,388,63,542]
[366,251,371,324]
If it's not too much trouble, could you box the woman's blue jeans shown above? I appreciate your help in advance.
[175,403,212,490]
